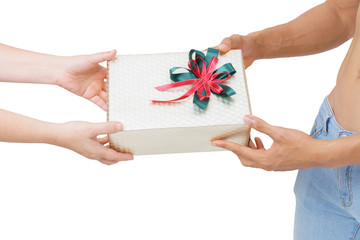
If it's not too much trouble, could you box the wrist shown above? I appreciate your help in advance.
[246,31,263,60]
[41,122,66,146]
[308,139,332,168]
[247,27,284,60]
[311,138,352,168]
[44,55,66,86]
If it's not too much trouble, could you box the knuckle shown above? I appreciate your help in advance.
[86,152,97,160]
[262,167,273,172]
[238,158,251,167]
[100,160,113,166]
[230,34,240,39]
[251,120,259,129]
[103,151,120,162]
[275,127,286,140]
[222,37,231,44]
[105,122,115,132]
[241,161,251,167]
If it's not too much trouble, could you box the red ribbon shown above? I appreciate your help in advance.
[152,56,231,103]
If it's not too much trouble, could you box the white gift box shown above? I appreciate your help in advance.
[106,49,251,155]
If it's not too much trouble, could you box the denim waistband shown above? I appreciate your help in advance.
[313,96,356,139]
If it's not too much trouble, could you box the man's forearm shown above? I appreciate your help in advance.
[318,134,360,167]
[0,44,63,84]
[0,108,58,144]
[250,0,358,59]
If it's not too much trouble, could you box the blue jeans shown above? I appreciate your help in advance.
[294,96,360,240]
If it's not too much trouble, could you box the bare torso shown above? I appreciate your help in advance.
[328,4,360,133]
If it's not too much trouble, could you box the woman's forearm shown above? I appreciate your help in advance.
[0,43,63,84]
[0,108,58,144]
[250,0,358,59]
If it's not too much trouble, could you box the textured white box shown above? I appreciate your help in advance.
[107,50,251,155]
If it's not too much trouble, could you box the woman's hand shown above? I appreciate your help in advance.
[55,50,117,111]
[54,120,133,165]
[211,115,328,171]
[213,34,259,68]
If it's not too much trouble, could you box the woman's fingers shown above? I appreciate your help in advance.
[98,136,109,145]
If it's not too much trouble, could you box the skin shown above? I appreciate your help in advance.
[211,0,360,171]
[0,44,133,165]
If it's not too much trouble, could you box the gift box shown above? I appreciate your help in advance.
[106,49,251,155]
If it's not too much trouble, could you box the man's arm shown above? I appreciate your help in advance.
[0,108,133,165]
[216,0,359,67]
[211,115,360,171]
[251,0,359,58]
[0,43,116,110]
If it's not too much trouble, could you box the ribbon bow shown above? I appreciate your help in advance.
[152,48,236,110]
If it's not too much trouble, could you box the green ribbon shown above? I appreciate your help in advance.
[169,48,236,110]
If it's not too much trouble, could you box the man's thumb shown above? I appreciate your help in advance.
[243,115,279,139]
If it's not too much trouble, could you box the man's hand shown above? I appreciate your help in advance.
[55,50,117,111]
[213,34,259,68]
[54,120,133,165]
[211,115,327,171]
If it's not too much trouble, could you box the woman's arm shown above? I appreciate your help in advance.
[0,108,133,165]
[0,43,116,110]
[0,44,62,84]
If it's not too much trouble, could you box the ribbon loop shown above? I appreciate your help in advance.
[152,48,237,110]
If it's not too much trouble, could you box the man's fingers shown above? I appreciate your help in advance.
[255,137,265,149]
[249,139,256,149]
[87,49,117,64]
[249,137,265,150]
[214,34,245,54]
[244,115,279,140]
[91,121,123,135]
[211,140,262,161]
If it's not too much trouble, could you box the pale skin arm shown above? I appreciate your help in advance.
[215,0,359,68]
[0,108,133,165]
[0,43,115,110]
[211,0,360,171]
[0,44,133,164]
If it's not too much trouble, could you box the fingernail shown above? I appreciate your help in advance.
[127,154,134,160]
[109,49,116,54]
[211,141,219,147]
[219,43,228,50]
[243,115,254,126]
[115,122,122,131]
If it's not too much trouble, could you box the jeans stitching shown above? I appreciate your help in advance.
[352,223,360,240]
[340,166,353,208]
[311,130,322,138]
[347,166,354,207]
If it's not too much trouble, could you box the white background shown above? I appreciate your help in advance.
[0,0,351,239]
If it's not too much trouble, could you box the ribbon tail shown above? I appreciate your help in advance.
[155,79,198,91]
[212,83,236,97]
[152,79,206,103]
[193,92,209,110]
